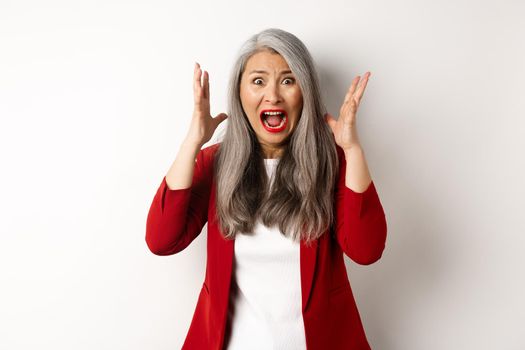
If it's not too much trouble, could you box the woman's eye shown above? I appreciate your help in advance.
[252,77,294,85]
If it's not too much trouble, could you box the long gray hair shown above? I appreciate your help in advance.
[214,28,339,245]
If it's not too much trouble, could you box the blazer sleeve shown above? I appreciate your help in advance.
[334,147,388,265]
[145,146,213,256]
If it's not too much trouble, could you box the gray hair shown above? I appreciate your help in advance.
[214,28,339,245]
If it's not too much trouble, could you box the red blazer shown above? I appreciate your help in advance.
[146,142,387,350]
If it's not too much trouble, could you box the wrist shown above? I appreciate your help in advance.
[182,136,204,149]
[343,144,364,158]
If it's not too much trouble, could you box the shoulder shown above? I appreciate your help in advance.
[198,142,221,166]
[201,142,221,156]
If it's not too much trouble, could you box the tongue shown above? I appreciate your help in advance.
[266,115,282,127]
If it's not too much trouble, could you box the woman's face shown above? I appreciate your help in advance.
[239,50,303,158]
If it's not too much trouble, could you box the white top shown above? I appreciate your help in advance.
[224,158,307,350]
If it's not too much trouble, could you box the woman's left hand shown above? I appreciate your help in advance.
[325,72,371,152]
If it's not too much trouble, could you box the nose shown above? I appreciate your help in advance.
[264,82,283,104]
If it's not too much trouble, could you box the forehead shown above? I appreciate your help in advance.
[244,50,291,73]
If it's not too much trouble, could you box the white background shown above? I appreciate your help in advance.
[1,0,524,349]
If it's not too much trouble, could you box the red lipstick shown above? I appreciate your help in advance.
[259,109,288,133]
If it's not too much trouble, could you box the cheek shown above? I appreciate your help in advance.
[240,88,258,111]
[244,88,262,103]
[285,88,303,107]
[241,88,260,108]
[290,92,303,124]
[240,98,259,126]
[296,90,304,106]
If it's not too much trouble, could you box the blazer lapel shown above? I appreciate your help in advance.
[300,238,319,312]
[213,225,235,350]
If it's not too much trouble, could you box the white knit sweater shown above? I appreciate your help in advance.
[224,158,307,350]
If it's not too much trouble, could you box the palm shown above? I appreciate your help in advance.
[188,62,228,146]
[325,72,371,151]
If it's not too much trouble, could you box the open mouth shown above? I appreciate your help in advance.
[259,109,288,131]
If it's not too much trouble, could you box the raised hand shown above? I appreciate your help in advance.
[184,62,228,147]
[325,72,371,152]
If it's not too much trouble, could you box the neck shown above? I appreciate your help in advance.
[260,143,284,159]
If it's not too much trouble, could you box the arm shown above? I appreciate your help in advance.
[145,142,214,256]
[334,146,387,265]
[343,146,371,193]
[165,140,202,190]
[145,62,226,256]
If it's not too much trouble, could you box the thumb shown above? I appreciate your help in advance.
[324,112,336,133]
[214,112,228,125]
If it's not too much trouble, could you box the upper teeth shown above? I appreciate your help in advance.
[263,111,284,115]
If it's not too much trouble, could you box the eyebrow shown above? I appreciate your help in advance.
[248,69,293,75]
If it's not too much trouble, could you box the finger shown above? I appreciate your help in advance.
[344,76,360,103]
[203,70,209,100]
[194,63,200,90]
[194,63,202,104]
[354,72,370,102]
[214,112,228,125]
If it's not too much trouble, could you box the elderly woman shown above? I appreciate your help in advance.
[146,28,387,350]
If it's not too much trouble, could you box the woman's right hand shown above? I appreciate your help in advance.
[184,62,228,147]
